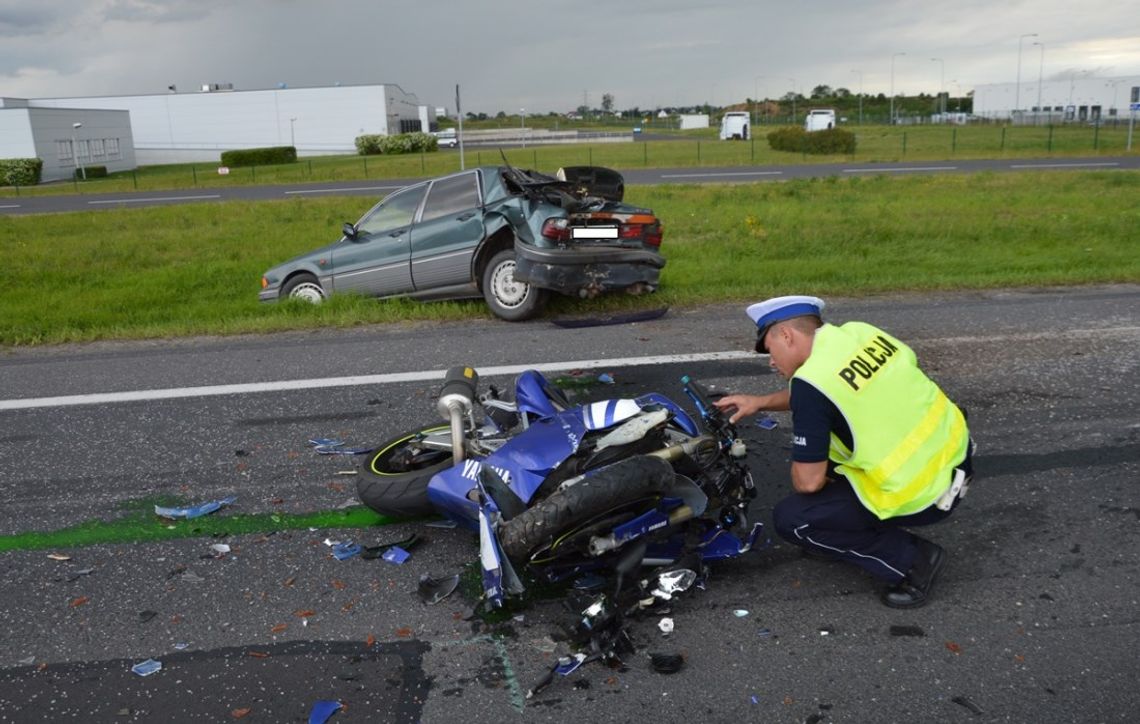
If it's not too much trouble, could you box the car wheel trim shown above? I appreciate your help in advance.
[288,282,325,303]
[489,259,530,309]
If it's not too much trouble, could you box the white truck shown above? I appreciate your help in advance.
[719,111,750,140]
[804,109,836,132]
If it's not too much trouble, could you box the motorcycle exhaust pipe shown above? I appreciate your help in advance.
[437,366,479,465]
[647,435,718,463]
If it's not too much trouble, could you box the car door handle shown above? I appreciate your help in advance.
[456,212,476,221]
[389,230,405,237]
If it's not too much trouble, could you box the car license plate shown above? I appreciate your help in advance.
[571,227,618,239]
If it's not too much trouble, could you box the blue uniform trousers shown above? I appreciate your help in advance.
[772,478,959,583]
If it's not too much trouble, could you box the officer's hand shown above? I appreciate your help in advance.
[713,394,765,424]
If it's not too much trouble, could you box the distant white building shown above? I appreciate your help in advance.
[20,83,431,164]
[973,75,1140,123]
[0,98,136,183]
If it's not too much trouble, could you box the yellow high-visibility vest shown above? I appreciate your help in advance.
[792,322,968,519]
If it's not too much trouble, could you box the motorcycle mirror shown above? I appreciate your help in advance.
[417,573,460,605]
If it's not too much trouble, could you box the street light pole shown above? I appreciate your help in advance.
[930,58,945,120]
[71,122,86,180]
[787,77,797,125]
[1033,42,1045,125]
[290,117,297,148]
[890,52,906,125]
[1016,32,1038,122]
[851,69,863,125]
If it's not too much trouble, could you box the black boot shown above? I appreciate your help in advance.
[880,536,945,609]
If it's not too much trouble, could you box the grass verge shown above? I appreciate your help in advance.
[2,170,1138,346]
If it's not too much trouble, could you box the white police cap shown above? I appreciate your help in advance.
[746,295,825,352]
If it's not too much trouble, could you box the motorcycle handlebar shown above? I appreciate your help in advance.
[681,375,736,441]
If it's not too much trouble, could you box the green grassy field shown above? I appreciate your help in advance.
[2,170,1138,347]
[3,124,1135,198]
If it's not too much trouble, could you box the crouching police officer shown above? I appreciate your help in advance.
[714,296,974,608]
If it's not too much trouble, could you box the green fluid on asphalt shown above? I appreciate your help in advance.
[0,502,398,553]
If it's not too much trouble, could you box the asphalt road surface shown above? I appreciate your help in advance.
[1,285,1138,722]
[3,156,1138,216]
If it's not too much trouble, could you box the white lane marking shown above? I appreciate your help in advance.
[0,350,757,411]
[87,195,221,205]
[1009,162,1120,169]
[842,166,957,173]
[0,204,20,209]
[284,186,401,195]
[661,171,783,178]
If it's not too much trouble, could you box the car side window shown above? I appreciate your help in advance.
[419,173,480,223]
[355,185,426,237]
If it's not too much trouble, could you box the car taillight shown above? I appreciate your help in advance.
[644,223,663,247]
[618,223,642,239]
[541,218,571,242]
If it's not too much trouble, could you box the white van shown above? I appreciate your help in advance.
[719,112,750,140]
[804,109,836,132]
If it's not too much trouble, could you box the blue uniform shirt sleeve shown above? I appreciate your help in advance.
[789,378,848,463]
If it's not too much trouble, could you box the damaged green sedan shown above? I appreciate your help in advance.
[258,165,665,321]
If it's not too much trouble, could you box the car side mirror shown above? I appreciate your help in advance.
[342,222,357,240]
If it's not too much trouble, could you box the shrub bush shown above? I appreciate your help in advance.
[354,132,438,155]
[767,127,856,155]
[0,158,43,186]
[219,146,297,167]
[76,165,108,179]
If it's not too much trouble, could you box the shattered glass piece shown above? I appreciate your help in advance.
[332,543,361,561]
[756,415,779,430]
[750,695,760,705]
[649,652,684,674]
[154,496,237,520]
[417,573,460,605]
[308,438,343,448]
[572,573,607,591]
[315,446,371,455]
[173,643,189,650]
[308,699,342,724]
[733,609,749,617]
[180,571,204,583]
[381,546,410,565]
[66,567,96,582]
[658,617,674,635]
[131,659,162,677]
[17,656,34,666]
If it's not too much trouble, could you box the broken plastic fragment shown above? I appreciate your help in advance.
[210,544,231,556]
[417,573,460,605]
[658,617,674,635]
[755,415,778,430]
[757,628,773,638]
[17,656,34,666]
[751,695,760,705]
[572,573,607,591]
[47,553,71,561]
[332,543,361,561]
[425,518,458,529]
[139,610,158,623]
[131,659,162,677]
[381,546,410,565]
[951,695,983,715]
[597,373,615,384]
[650,569,697,600]
[733,609,749,617]
[307,438,343,448]
[308,699,342,724]
[650,652,684,674]
[315,445,370,455]
[155,496,237,520]
[554,653,589,676]
[173,643,189,650]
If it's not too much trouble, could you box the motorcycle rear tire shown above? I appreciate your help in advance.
[499,455,674,561]
[356,424,453,518]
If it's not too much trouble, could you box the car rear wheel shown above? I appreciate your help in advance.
[482,249,546,321]
[280,274,325,303]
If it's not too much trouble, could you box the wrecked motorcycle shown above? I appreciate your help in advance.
[356,366,763,608]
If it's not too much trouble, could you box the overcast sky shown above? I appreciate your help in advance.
[2,0,1138,113]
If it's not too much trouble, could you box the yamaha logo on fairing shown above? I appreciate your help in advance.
[461,459,513,484]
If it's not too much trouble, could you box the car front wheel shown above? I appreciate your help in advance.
[482,249,546,321]
[280,274,325,303]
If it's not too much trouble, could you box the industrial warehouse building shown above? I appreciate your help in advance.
[0,99,137,183]
[2,83,433,180]
[973,74,1140,124]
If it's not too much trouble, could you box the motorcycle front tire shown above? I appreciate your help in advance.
[499,455,675,562]
[356,424,453,518]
